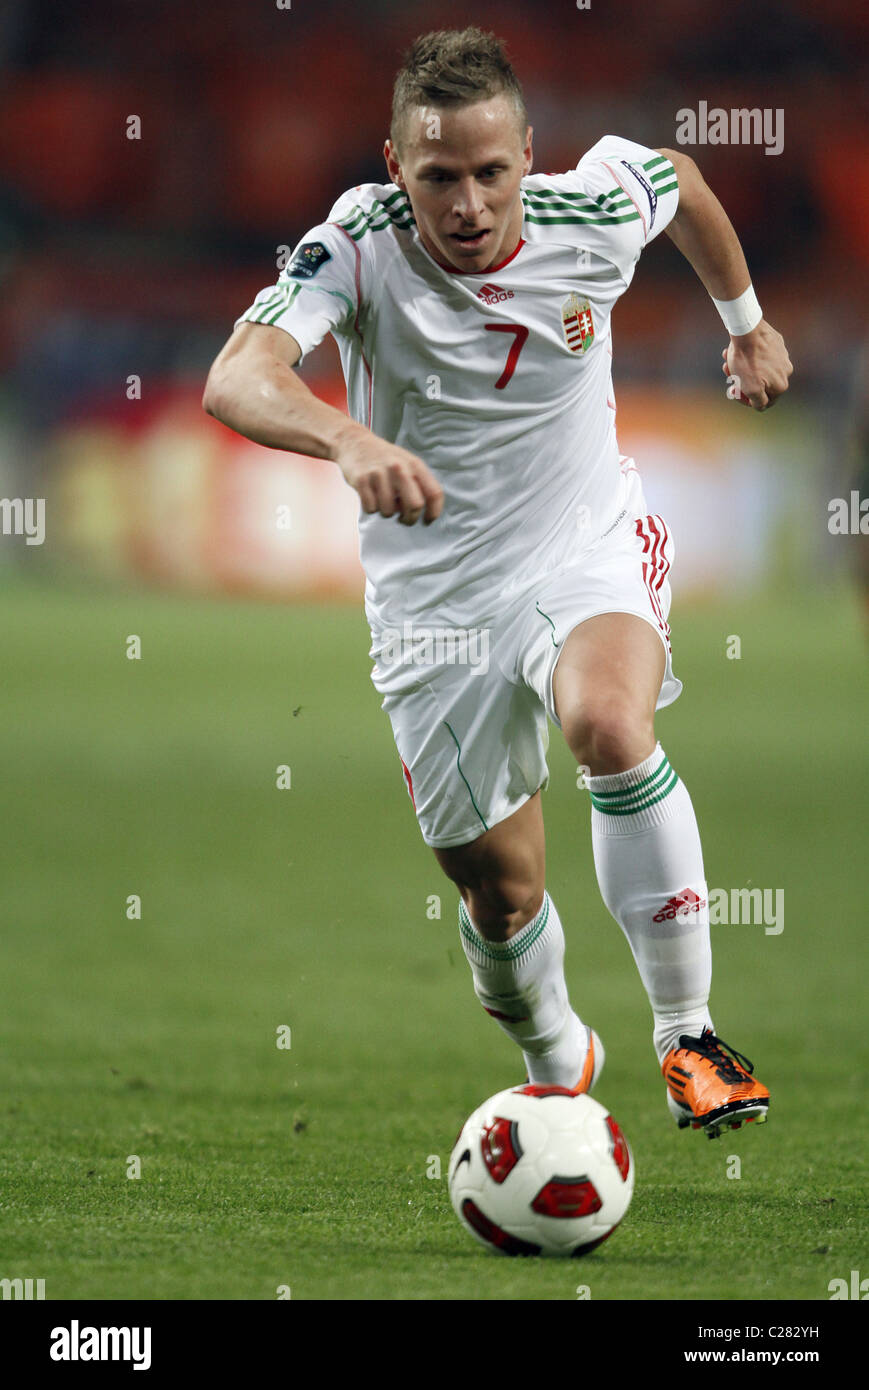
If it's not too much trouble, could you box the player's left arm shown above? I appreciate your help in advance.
[657,147,793,410]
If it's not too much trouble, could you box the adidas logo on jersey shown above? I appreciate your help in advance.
[653,889,706,922]
[477,283,515,304]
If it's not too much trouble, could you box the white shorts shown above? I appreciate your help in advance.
[369,490,681,850]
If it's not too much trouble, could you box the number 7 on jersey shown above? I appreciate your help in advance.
[484,323,529,390]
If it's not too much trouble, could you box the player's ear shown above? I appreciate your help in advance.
[384,139,405,189]
[523,125,534,176]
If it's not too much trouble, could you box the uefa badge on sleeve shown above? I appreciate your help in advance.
[287,242,332,280]
[561,293,594,353]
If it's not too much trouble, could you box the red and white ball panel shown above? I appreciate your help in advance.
[448,1085,634,1258]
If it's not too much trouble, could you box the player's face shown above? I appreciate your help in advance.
[385,96,533,273]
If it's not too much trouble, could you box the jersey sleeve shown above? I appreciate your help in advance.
[572,135,679,285]
[235,217,358,362]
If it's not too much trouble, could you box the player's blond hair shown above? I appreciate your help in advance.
[390,27,528,151]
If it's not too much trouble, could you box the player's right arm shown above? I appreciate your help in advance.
[203,322,442,526]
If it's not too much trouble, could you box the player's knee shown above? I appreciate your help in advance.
[438,853,542,940]
[434,800,545,940]
[561,698,654,775]
[461,879,544,942]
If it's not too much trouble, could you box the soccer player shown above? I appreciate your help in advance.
[204,28,792,1138]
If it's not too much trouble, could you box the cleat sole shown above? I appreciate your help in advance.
[667,1090,770,1136]
[703,1100,769,1138]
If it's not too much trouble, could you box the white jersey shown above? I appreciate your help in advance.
[237,135,678,630]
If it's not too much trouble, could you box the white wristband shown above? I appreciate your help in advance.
[711,285,763,337]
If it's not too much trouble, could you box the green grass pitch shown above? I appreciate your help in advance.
[1,576,866,1301]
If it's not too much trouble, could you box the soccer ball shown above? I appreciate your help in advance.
[448,1084,634,1257]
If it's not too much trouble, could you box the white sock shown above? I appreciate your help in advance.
[459,892,589,1087]
[588,743,713,1062]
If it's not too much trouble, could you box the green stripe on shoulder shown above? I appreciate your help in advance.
[336,194,415,239]
[525,153,676,221]
[522,208,641,227]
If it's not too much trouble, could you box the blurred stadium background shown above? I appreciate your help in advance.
[0,0,866,597]
[1,0,867,1312]
[1,0,868,1304]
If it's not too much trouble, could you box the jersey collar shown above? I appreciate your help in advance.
[418,232,526,276]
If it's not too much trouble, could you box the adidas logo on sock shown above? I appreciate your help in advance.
[483,1005,530,1023]
[653,888,706,923]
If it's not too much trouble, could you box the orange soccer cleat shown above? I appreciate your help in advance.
[662,1028,770,1139]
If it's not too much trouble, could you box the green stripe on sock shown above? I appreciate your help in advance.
[591,766,679,816]
[590,755,671,802]
[458,895,550,960]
